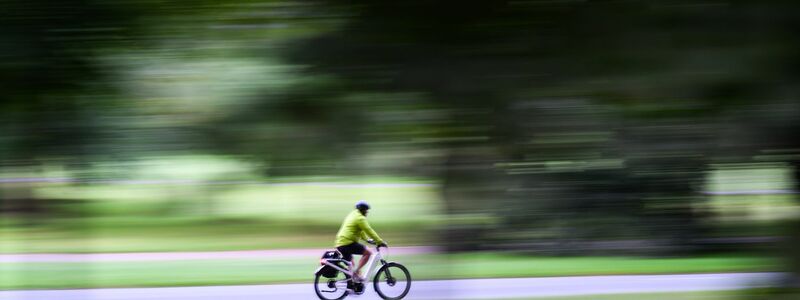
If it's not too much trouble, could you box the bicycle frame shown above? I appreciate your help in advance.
[316,246,388,286]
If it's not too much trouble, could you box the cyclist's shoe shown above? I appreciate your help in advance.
[352,282,365,295]
[346,283,365,296]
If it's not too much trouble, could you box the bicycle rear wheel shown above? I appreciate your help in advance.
[314,271,349,300]
[373,262,411,300]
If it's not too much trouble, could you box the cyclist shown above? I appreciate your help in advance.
[335,200,387,284]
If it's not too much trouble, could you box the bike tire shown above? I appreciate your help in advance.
[314,272,349,300]
[373,262,411,300]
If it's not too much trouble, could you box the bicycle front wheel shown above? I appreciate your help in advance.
[373,262,411,300]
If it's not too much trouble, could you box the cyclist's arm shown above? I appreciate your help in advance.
[357,217,384,245]
[360,231,371,241]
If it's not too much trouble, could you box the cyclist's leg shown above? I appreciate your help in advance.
[336,245,354,263]
[337,243,368,280]
[336,244,357,288]
[354,247,372,278]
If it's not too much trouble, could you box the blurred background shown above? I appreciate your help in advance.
[1,0,800,299]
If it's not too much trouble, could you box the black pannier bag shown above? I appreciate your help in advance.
[319,250,343,278]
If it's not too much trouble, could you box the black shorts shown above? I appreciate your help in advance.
[336,242,366,261]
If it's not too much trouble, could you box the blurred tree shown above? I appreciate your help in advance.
[0,0,139,162]
[0,0,149,218]
[276,0,800,254]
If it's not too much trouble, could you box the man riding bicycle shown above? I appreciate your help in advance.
[335,200,387,283]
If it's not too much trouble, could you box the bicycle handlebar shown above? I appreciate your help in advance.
[366,239,387,248]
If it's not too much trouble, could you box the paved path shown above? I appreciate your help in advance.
[0,247,438,263]
[0,273,783,300]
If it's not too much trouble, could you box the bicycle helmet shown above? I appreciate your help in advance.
[355,200,370,211]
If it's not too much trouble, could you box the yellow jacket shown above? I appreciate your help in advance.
[335,210,384,247]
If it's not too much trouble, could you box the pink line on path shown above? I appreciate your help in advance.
[0,246,439,263]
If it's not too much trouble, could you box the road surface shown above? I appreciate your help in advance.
[0,273,782,300]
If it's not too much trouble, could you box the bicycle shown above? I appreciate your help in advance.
[314,241,411,300]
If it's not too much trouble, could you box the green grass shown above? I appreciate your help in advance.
[438,253,779,279]
[0,217,433,253]
[34,180,441,223]
[0,253,779,290]
[1,179,442,253]
[3,166,794,254]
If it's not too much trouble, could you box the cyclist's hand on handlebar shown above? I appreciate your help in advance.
[378,242,388,248]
